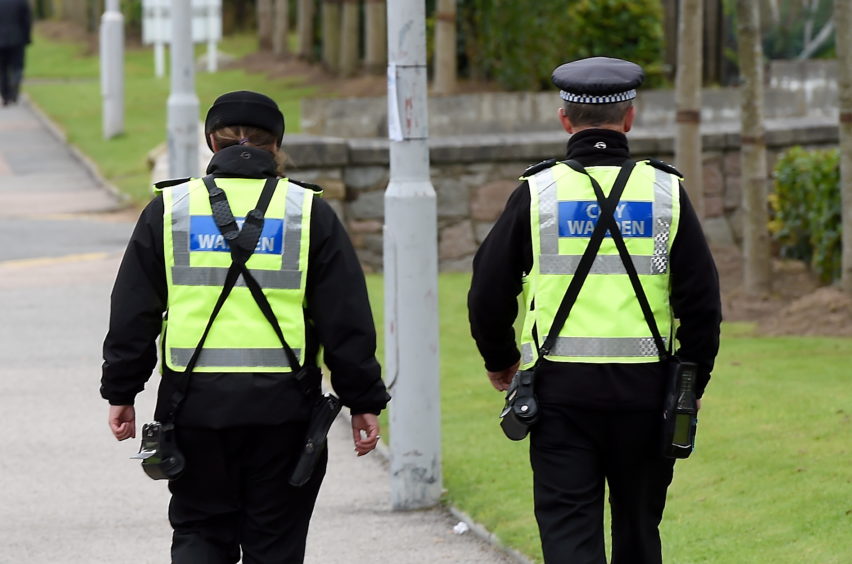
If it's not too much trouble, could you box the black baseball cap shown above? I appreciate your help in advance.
[204,90,285,149]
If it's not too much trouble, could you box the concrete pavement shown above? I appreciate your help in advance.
[0,98,529,563]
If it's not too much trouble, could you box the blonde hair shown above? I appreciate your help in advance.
[210,125,287,175]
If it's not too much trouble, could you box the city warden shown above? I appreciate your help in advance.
[468,58,721,563]
[101,91,390,563]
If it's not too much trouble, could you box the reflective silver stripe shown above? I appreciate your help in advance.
[282,186,304,271]
[171,266,302,289]
[537,165,674,275]
[169,180,305,288]
[547,336,667,358]
[171,183,191,267]
[521,342,534,365]
[651,168,673,274]
[170,347,301,368]
[539,254,661,275]
[535,168,559,255]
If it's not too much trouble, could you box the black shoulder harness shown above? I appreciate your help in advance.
[645,158,684,178]
[522,158,558,178]
[288,178,323,193]
[154,177,192,189]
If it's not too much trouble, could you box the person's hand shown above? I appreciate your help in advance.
[696,398,702,412]
[109,405,136,441]
[351,413,380,456]
[487,360,520,392]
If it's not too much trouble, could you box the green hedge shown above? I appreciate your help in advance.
[770,146,842,283]
[459,0,665,91]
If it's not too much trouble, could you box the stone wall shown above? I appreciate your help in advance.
[282,117,840,272]
[301,61,839,139]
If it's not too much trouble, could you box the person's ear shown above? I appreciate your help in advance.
[558,107,575,134]
[623,105,636,133]
[209,134,219,152]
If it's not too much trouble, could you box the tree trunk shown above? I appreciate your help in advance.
[837,0,852,294]
[257,0,274,51]
[63,0,87,29]
[675,0,705,220]
[433,0,457,94]
[297,0,316,59]
[272,0,290,56]
[339,0,359,77]
[704,0,723,84]
[322,0,342,73]
[736,0,772,294]
[364,0,387,73]
[663,0,678,80]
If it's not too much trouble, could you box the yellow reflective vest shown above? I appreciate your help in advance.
[158,177,315,373]
[519,161,681,368]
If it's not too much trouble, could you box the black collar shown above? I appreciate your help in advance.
[565,129,631,167]
[205,145,279,178]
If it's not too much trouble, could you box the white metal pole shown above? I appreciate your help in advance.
[100,0,124,139]
[155,41,165,78]
[153,0,166,78]
[385,0,442,510]
[167,0,200,178]
[206,0,217,73]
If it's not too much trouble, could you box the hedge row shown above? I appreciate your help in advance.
[770,146,842,284]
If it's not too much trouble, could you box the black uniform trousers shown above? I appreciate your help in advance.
[530,404,675,564]
[169,423,327,564]
[0,45,25,104]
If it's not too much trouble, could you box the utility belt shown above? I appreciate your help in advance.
[132,175,340,483]
[499,160,698,459]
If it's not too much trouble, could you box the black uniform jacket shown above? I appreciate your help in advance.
[101,146,390,428]
[0,0,32,48]
[468,129,722,410]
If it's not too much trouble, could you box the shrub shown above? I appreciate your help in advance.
[770,146,842,283]
[459,0,664,91]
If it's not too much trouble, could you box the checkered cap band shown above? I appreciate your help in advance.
[560,89,637,104]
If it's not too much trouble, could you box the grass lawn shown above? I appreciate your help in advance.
[24,29,315,202]
[23,30,851,564]
[367,273,852,563]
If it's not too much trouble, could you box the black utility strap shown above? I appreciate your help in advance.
[165,176,283,423]
[566,161,669,361]
[536,160,637,360]
[166,261,242,421]
[238,265,302,373]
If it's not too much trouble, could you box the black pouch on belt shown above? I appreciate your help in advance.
[499,369,539,440]
[131,422,186,480]
[289,389,342,486]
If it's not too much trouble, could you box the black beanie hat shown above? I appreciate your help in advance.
[204,90,285,150]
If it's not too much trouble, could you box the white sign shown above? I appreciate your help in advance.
[142,0,222,45]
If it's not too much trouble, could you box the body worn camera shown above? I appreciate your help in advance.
[289,393,342,487]
[499,369,539,441]
[131,422,186,481]
[662,359,699,459]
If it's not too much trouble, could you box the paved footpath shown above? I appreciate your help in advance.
[0,98,527,564]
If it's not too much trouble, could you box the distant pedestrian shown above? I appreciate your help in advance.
[102,90,390,563]
[0,0,32,106]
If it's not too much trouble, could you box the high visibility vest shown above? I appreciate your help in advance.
[158,177,315,373]
[519,160,681,368]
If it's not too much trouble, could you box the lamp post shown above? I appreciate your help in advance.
[385,0,442,510]
[167,0,200,178]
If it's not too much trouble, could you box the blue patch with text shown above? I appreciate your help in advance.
[557,201,653,238]
[189,216,284,254]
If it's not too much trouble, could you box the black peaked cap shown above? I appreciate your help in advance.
[204,90,285,149]
[551,57,645,104]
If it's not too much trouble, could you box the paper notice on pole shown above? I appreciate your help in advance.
[387,63,404,141]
